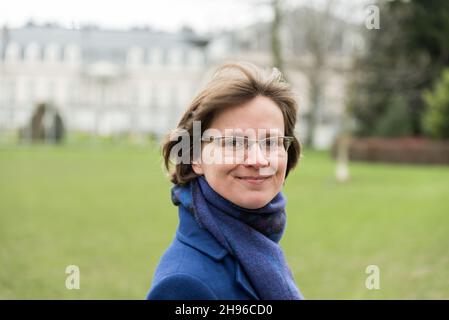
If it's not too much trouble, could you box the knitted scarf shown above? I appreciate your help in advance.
[171,176,303,300]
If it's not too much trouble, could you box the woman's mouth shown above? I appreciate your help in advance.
[236,175,272,185]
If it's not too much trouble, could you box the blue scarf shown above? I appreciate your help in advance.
[171,176,303,300]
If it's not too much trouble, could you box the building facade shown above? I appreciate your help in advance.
[0,24,209,137]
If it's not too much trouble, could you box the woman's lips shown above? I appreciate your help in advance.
[236,175,272,185]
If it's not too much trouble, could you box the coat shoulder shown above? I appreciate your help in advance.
[146,206,260,301]
[146,273,218,300]
[150,237,226,281]
[146,237,254,300]
[147,238,227,297]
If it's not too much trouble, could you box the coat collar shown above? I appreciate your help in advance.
[234,262,260,300]
[176,205,228,261]
[176,206,260,300]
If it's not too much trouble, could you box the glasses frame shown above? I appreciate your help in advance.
[201,135,294,153]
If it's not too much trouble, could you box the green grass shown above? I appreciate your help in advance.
[1,143,448,299]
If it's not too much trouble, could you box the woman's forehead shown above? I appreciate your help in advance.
[202,127,284,140]
[209,121,285,137]
[208,96,285,131]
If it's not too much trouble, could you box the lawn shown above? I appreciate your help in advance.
[0,142,448,299]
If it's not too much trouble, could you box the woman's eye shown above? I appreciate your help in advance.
[225,139,234,147]
[224,137,242,148]
[264,138,278,148]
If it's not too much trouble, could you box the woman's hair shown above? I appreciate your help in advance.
[162,62,301,185]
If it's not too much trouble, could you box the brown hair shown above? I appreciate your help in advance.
[162,62,301,185]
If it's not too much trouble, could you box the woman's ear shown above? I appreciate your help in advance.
[191,159,204,175]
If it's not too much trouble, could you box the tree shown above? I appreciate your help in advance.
[349,0,449,138]
[284,0,355,148]
[270,0,284,72]
[374,94,413,137]
[288,2,334,148]
[422,68,449,139]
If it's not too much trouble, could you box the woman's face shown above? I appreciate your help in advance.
[192,96,288,209]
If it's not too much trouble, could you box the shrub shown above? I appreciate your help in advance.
[423,69,449,139]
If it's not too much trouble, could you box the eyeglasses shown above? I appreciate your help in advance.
[201,135,294,155]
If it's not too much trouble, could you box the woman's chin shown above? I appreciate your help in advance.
[232,193,272,210]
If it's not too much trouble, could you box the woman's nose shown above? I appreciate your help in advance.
[244,143,269,167]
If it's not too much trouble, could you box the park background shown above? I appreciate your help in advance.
[1,0,448,299]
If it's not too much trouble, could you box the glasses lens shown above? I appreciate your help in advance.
[259,137,279,151]
[214,136,293,155]
[221,136,245,150]
[283,137,293,151]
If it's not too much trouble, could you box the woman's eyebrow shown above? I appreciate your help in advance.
[220,129,282,139]
[260,131,282,139]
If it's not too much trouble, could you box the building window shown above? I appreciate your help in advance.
[148,47,163,66]
[126,46,144,67]
[44,43,60,63]
[25,42,41,63]
[161,48,169,65]
[64,44,81,65]
[27,79,36,103]
[189,48,204,66]
[169,49,182,67]
[5,43,20,63]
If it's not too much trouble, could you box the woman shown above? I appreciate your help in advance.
[146,62,303,300]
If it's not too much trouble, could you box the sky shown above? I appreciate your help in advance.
[0,0,274,33]
[0,0,368,33]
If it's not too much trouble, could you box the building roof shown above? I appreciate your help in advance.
[0,24,210,64]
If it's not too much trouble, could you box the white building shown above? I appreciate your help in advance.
[0,24,209,137]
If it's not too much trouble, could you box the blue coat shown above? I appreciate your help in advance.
[146,204,260,300]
